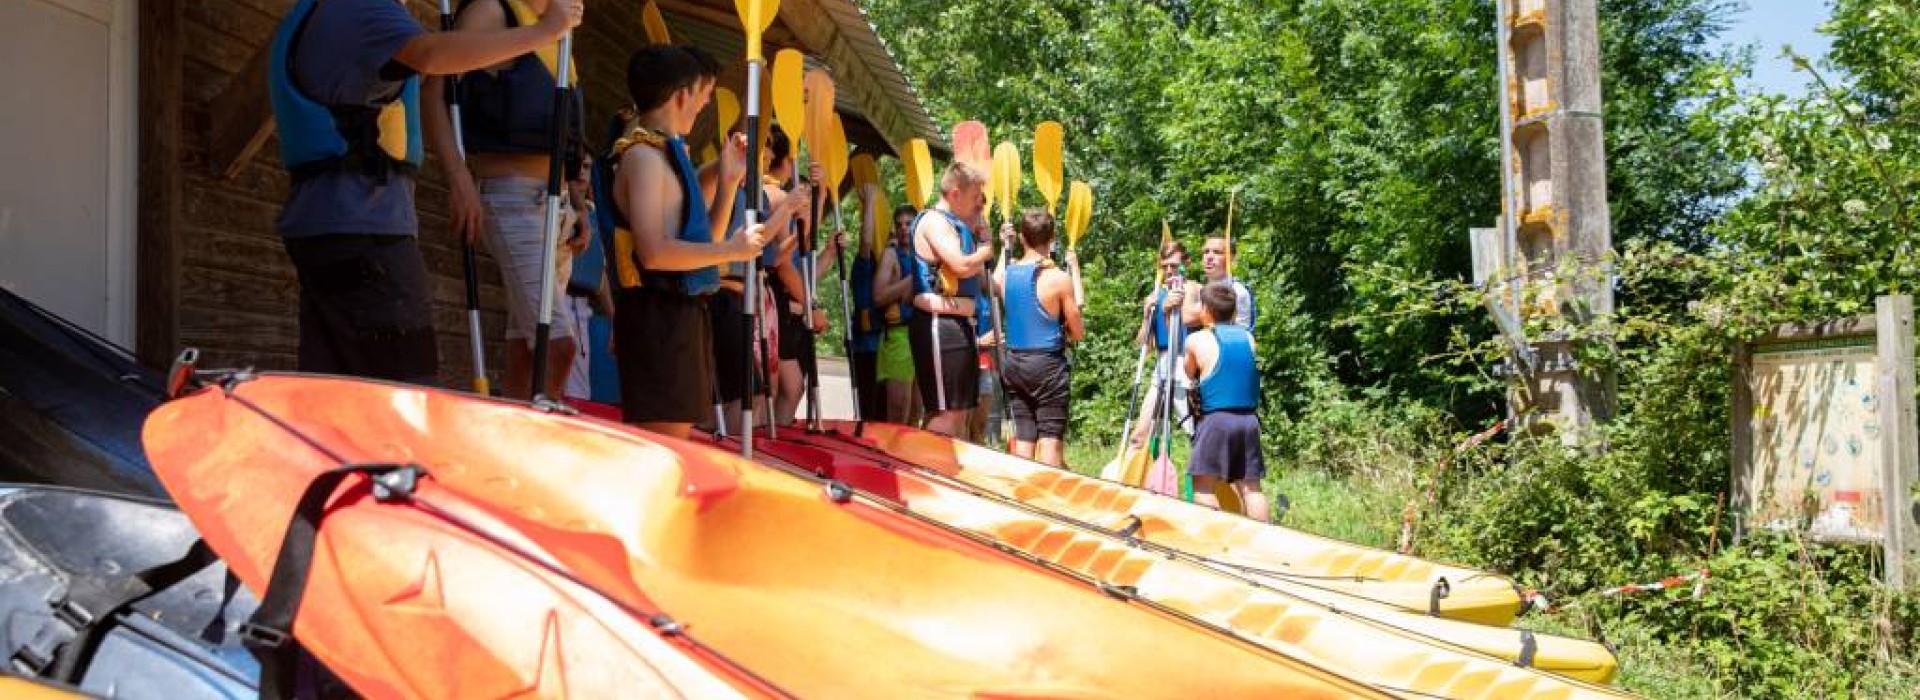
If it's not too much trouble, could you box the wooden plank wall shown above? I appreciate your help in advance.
[148,0,652,385]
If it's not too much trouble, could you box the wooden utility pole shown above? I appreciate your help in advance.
[1477,0,1616,437]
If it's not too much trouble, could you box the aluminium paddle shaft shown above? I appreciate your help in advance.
[528,32,574,400]
[438,0,491,396]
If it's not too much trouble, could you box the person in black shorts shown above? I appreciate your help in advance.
[1184,281,1270,522]
[906,163,996,438]
[604,46,769,439]
[992,209,1085,467]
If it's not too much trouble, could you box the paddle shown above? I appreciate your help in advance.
[736,0,780,459]
[803,68,841,429]
[849,153,883,256]
[952,121,1007,446]
[992,142,1020,223]
[641,0,670,43]
[902,138,934,210]
[1064,180,1092,302]
[1032,121,1063,215]
[769,51,806,433]
[1102,301,1156,483]
[821,111,862,423]
[437,0,491,396]
[526,14,578,401]
[713,87,740,153]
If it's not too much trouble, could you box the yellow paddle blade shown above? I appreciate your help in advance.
[714,87,740,135]
[699,143,717,165]
[850,153,879,190]
[1032,121,1064,214]
[805,69,837,176]
[992,141,1020,220]
[771,49,807,147]
[868,185,893,257]
[822,112,850,194]
[734,0,780,61]
[903,138,934,209]
[641,0,671,44]
[1065,180,1093,250]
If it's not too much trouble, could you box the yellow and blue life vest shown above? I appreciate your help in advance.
[601,124,719,296]
[268,0,421,182]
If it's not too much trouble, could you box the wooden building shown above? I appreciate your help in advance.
[3,0,940,384]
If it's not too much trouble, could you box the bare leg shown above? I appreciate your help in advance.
[776,360,804,425]
[1035,437,1065,467]
[885,380,913,423]
[541,336,576,398]
[1012,439,1037,460]
[503,340,534,400]
[637,422,694,441]
[1234,480,1270,522]
[1192,474,1223,510]
[924,409,970,438]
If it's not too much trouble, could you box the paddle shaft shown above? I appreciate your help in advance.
[1113,303,1156,465]
[741,59,764,458]
[831,201,861,422]
[528,32,574,400]
[439,0,491,396]
[1158,275,1187,460]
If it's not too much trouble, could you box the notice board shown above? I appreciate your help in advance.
[1733,296,1920,586]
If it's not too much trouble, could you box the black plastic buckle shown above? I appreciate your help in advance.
[238,622,291,649]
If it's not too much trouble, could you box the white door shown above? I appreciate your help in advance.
[0,0,136,344]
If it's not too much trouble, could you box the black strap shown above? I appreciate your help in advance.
[1428,576,1451,616]
[243,463,421,700]
[1516,629,1537,668]
[11,540,218,681]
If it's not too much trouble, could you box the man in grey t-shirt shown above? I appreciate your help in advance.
[268,0,580,384]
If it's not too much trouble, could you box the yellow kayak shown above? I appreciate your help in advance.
[754,431,1627,694]
[833,420,1528,626]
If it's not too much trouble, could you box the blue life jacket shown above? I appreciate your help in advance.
[908,209,980,304]
[567,207,604,295]
[1199,325,1260,413]
[603,126,719,296]
[975,282,994,339]
[1005,262,1064,351]
[454,0,583,166]
[1148,288,1171,351]
[269,0,422,183]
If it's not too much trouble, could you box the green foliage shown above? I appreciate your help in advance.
[856,0,1920,694]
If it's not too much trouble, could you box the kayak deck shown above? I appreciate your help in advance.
[834,420,1526,626]
[147,375,1387,699]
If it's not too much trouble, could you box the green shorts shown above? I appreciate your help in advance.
[877,325,915,384]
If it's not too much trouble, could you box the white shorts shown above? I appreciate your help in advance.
[479,176,575,342]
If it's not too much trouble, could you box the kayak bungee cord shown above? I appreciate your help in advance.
[190,373,796,699]
[707,433,1420,697]
[752,429,1584,680]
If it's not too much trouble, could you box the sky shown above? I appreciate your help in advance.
[1716,1,1835,95]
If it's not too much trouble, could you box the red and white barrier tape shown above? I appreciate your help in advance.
[1397,414,1519,554]
[1522,568,1711,613]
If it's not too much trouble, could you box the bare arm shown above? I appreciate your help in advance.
[1048,270,1085,342]
[620,146,761,271]
[1181,280,1206,327]
[873,249,911,305]
[392,0,577,76]
[917,214,994,278]
[420,77,466,181]
[1184,338,1203,382]
[704,133,748,243]
[1135,295,1154,348]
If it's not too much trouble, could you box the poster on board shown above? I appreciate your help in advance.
[1744,337,1885,543]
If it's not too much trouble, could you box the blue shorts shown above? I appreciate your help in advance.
[1189,410,1265,482]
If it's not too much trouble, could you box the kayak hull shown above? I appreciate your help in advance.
[745,431,1625,695]
[146,375,1387,699]
[836,420,1526,626]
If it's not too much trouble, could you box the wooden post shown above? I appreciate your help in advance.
[135,0,182,370]
[1877,295,1918,588]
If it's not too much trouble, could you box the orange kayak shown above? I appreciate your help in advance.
[741,432,1628,696]
[828,420,1526,626]
[146,374,1388,699]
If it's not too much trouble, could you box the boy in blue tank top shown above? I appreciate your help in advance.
[605,46,771,439]
[991,209,1085,467]
[1183,281,1271,522]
